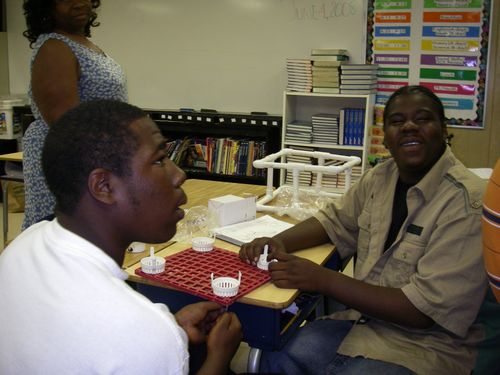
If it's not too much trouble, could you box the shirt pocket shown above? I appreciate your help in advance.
[381,242,426,287]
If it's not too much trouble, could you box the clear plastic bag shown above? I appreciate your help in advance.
[173,206,219,243]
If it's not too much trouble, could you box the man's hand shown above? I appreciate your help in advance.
[206,312,242,356]
[175,301,224,344]
[239,237,285,266]
[269,252,331,293]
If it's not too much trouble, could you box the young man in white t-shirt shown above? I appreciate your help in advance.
[0,100,242,375]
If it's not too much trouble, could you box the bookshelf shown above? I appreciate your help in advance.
[146,109,282,185]
[281,91,374,188]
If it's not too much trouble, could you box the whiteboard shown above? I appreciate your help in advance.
[7,0,367,114]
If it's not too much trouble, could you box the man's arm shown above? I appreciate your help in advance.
[270,252,434,329]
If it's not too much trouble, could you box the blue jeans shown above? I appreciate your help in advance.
[260,319,416,375]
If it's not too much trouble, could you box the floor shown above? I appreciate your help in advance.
[0,205,353,373]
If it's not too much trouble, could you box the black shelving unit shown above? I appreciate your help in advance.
[12,106,282,186]
[146,109,282,186]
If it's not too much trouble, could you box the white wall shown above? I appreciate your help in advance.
[7,0,367,113]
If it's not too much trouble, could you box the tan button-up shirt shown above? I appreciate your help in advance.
[314,147,487,375]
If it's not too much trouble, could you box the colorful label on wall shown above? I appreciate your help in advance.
[375,0,412,9]
[374,54,410,65]
[375,26,411,37]
[423,0,482,8]
[420,54,478,67]
[422,25,480,37]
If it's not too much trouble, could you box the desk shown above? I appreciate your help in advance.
[124,179,335,372]
[0,152,24,246]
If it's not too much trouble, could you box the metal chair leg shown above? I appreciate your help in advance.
[247,347,262,373]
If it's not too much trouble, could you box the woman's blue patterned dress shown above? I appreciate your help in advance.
[22,33,128,230]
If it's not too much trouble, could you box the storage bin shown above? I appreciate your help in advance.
[0,96,26,140]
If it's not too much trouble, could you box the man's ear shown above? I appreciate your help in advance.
[88,168,117,205]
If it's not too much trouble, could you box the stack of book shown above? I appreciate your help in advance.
[286,58,313,92]
[310,49,349,94]
[311,113,339,145]
[339,108,366,146]
[340,64,378,94]
[285,121,312,144]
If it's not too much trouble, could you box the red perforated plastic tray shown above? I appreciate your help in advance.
[135,247,271,306]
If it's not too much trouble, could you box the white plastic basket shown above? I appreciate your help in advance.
[252,148,361,216]
[192,237,215,252]
[140,247,166,274]
[211,271,242,297]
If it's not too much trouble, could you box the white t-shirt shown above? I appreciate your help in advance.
[0,219,189,374]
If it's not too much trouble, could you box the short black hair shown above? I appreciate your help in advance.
[23,0,101,47]
[383,85,446,127]
[42,100,146,215]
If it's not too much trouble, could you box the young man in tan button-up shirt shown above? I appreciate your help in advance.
[240,85,500,375]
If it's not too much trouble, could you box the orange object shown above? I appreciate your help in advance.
[482,159,500,302]
[423,11,481,23]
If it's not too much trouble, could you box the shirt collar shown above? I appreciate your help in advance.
[412,146,454,202]
[49,219,128,280]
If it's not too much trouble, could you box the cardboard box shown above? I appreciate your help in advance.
[208,194,256,227]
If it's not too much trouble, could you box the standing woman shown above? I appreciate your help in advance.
[22,0,127,230]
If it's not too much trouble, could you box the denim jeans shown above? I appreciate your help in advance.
[260,319,416,375]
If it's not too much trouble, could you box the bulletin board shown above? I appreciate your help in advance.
[366,0,494,128]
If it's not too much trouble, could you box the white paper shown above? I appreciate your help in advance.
[211,215,294,246]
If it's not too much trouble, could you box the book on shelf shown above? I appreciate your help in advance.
[313,75,340,81]
[311,55,349,62]
[287,85,313,93]
[313,73,340,80]
[340,88,377,95]
[312,87,340,94]
[287,64,313,72]
[340,77,378,83]
[340,83,377,89]
[311,48,348,55]
[313,69,340,74]
[338,71,377,77]
[312,81,340,88]
[286,58,313,65]
[313,60,345,67]
[340,64,379,70]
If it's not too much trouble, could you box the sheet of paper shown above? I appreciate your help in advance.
[211,215,294,246]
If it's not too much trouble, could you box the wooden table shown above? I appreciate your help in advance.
[0,152,24,246]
